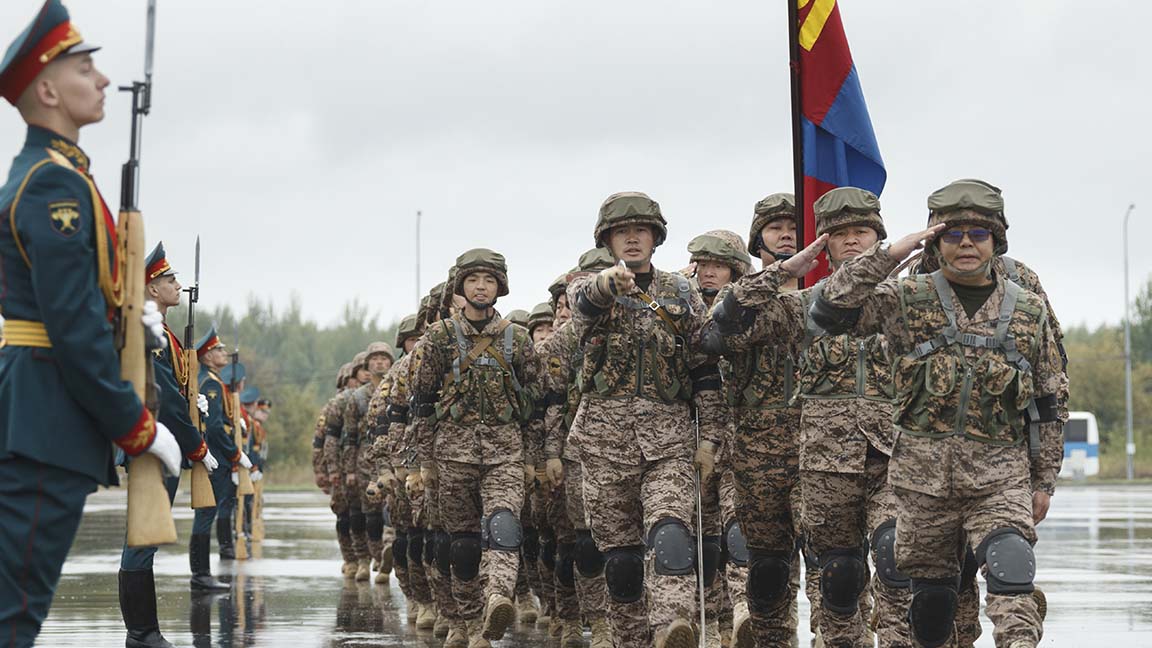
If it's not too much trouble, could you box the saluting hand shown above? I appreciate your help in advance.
[780,234,829,278]
[887,224,947,263]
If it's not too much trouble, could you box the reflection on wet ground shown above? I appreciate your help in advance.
[39,485,1152,646]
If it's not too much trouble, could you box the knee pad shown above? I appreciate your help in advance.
[976,527,1036,595]
[818,547,868,616]
[408,529,425,565]
[349,511,366,534]
[336,514,350,536]
[909,576,959,648]
[435,530,452,577]
[522,527,540,563]
[746,549,791,614]
[722,519,749,567]
[365,512,384,539]
[960,546,978,586]
[423,533,437,567]
[603,546,645,604]
[483,508,523,552]
[870,519,910,589]
[647,517,694,576]
[540,530,557,570]
[393,532,409,570]
[574,530,604,578]
[556,542,576,587]
[701,535,723,587]
[450,532,483,582]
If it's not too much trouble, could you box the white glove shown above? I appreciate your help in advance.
[238,452,253,469]
[240,417,248,432]
[251,469,263,483]
[231,470,239,485]
[200,451,219,473]
[197,393,208,416]
[142,301,167,349]
[146,422,181,478]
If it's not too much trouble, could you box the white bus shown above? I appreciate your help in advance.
[1060,411,1100,479]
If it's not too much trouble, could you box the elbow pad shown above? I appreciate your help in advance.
[712,291,754,336]
[576,291,608,318]
[413,393,439,418]
[699,322,729,357]
[809,295,860,335]
[1026,395,1059,424]
[312,435,325,449]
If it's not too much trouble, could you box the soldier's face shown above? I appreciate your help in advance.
[207,347,229,369]
[355,368,371,383]
[347,376,361,389]
[38,54,110,127]
[759,218,797,261]
[463,272,498,306]
[608,225,655,266]
[827,226,878,265]
[531,323,554,344]
[554,294,572,325]
[696,260,733,292]
[938,225,994,274]
[404,338,418,354]
[147,275,182,309]
[368,353,392,375]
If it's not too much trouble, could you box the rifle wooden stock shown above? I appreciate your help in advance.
[233,389,252,560]
[252,479,265,542]
[186,347,215,509]
[119,209,177,548]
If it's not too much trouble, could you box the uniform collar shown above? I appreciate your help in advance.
[26,124,89,172]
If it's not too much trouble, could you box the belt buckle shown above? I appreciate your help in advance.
[647,300,661,312]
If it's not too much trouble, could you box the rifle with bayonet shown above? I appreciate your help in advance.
[231,325,254,560]
[120,0,176,548]
[185,237,215,508]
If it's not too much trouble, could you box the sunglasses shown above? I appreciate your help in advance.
[940,227,992,245]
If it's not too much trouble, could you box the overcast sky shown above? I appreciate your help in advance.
[2,0,1147,330]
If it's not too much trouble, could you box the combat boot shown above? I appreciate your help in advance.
[560,620,585,647]
[216,517,235,560]
[481,593,516,641]
[376,543,394,584]
[704,620,721,648]
[443,621,469,648]
[119,569,175,648]
[188,534,229,591]
[434,612,450,637]
[517,594,539,624]
[416,602,437,630]
[732,602,751,648]
[355,557,372,581]
[536,601,552,628]
[1032,587,1048,621]
[337,531,356,578]
[406,601,420,624]
[589,618,613,648]
[654,619,696,648]
[466,619,490,648]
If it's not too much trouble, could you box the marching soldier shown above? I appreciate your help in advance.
[0,3,183,644]
[412,249,539,646]
[347,341,395,581]
[540,248,617,648]
[567,192,719,648]
[192,327,255,579]
[706,189,907,647]
[791,180,1064,648]
[313,364,352,499]
[117,243,220,647]
[326,351,367,576]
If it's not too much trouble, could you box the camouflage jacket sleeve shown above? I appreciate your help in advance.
[312,408,328,482]
[539,322,577,459]
[517,330,543,462]
[543,404,565,460]
[340,392,360,475]
[708,267,806,354]
[364,378,390,474]
[1011,259,1070,419]
[409,334,442,467]
[817,243,905,341]
[1030,316,1066,496]
[322,394,345,476]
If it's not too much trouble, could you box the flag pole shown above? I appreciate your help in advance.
[787,0,805,288]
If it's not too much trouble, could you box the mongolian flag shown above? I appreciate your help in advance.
[792,0,885,284]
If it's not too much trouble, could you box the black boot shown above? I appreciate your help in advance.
[189,534,229,591]
[217,516,235,560]
[119,568,175,648]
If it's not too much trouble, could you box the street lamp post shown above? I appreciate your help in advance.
[1124,203,1136,480]
[415,210,422,305]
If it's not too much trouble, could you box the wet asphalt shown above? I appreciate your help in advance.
[34,484,1152,647]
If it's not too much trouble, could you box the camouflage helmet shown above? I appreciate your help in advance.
[438,267,458,318]
[926,179,1008,255]
[527,302,555,333]
[337,362,353,389]
[814,187,887,240]
[548,272,571,302]
[578,247,616,272]
[594,192,668,248]
[395,313,421,349]
[748,193,797,255]
[453,248,509,297]
[505,309,529,327]
[688,229,752,278]
[351,351,369,374]
[365,341,394,362]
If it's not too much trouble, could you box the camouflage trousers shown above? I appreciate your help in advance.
[894,480,1041,648]
[417,477,458,621]
[391,488,432,606]
[438,460,525,621]
[582,452,697,645]
[546,478,581,622]
[331,479,370,564]
[526,483,556,619]
[802,451,911,648]
[519,493,544,608]
[562,458,607,624]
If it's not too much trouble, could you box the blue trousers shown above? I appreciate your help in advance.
[119,473,180,570]
[192,466,236,535]
[0,456,97,648]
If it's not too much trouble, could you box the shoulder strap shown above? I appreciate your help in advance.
[1000,256,1020,282]
[633,288,681,335]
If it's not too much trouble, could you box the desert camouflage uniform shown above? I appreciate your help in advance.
[322,386,358,570]
[816,238,1064,648]
[344,379,379,574]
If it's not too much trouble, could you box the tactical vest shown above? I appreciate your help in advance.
[722,344,797,428]
[893,271,1047,447]
[797,284,893,402]
[579,273,694,404]
[436,318,526,426]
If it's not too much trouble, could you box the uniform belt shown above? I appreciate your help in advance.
[0,320,51,348]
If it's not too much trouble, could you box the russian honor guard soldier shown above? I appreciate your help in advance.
[0,3,183,645]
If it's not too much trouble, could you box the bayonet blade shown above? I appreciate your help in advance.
[193,236,201,291]
[144,0,157,81]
